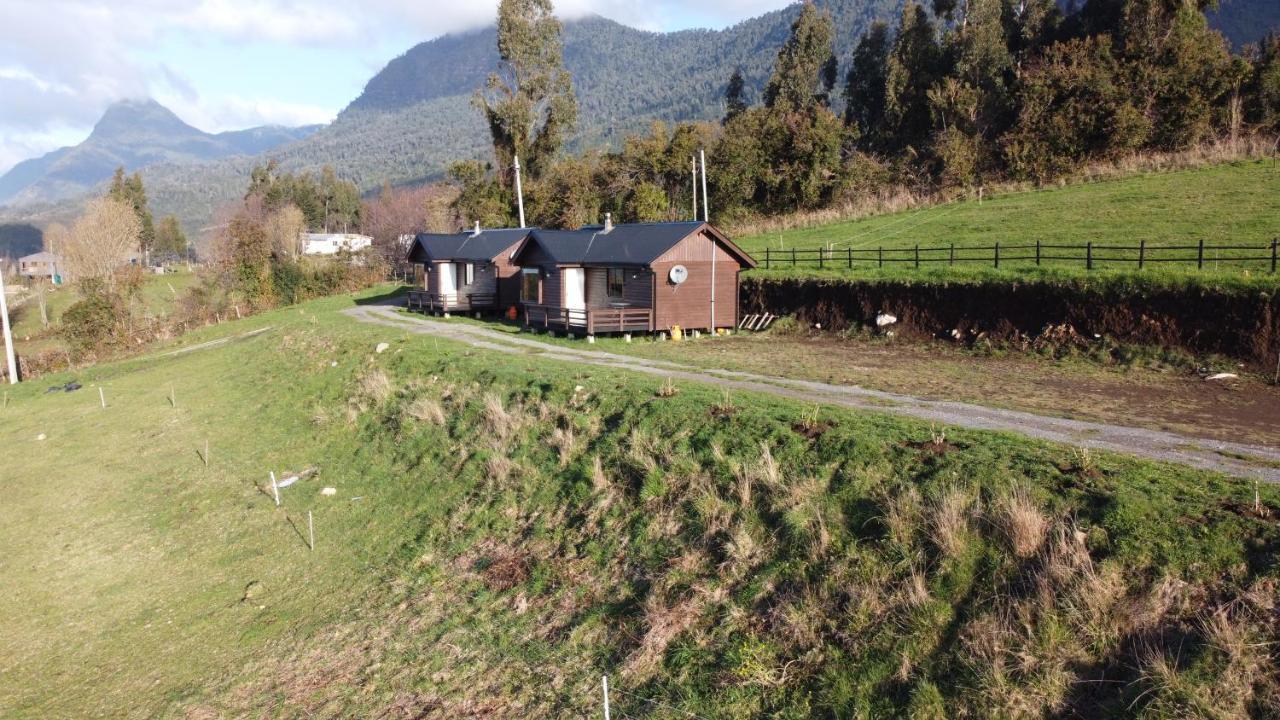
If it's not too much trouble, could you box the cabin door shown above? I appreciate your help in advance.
[437,262,457,301]
[563,267,586,323]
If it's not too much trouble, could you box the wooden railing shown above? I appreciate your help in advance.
[406,290,498,313]
[523,304,653,333]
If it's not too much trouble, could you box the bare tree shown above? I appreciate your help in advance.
[361,184,457,266]
[263,204,307,259]
[61,198,141,293]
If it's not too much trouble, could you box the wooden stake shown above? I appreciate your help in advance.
[169,384,176,408]
[234,305,241,319]
[271,471,280,506]
[99,387,106,409]
[308,511,314,551]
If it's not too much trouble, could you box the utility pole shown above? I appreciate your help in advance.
[513,156,527,229]
[691,156,698,221]
[0,268,18,384]
[702,149,715,332]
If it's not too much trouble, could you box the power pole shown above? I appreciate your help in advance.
[0,268,18,384]
[513,156,527,229]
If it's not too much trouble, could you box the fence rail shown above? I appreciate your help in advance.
[760,238,1280,273]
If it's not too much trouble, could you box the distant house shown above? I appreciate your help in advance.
[18,251,60,279]
[405,226,533,314]
[508,217,756,335]
[301,233,373,256]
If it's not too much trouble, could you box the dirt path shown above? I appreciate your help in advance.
[344,303,1280,482]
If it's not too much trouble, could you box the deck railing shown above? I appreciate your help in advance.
[523,304,653,333]
[406,290,497,313]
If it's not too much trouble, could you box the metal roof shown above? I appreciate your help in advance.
[513,221,755,268]
[407,228,534,263]
[19,251,57,262]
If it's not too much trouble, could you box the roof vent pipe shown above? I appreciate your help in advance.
[472,221,481,237]
[603,212,613,234]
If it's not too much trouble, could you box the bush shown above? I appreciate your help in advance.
[61,293,126,359]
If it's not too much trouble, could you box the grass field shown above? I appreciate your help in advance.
[2,287,1278,718]
[6,269,199,355]
[737,160,1280,280]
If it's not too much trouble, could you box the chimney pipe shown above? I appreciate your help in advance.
[473,221,481,237]
[604,212,613,234]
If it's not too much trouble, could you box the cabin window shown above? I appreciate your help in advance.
[607,268,625,298]
[464,263,475,285]
[521,268,541,303]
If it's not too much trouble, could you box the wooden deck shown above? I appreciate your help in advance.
[406,290,497,314]
[523,304,654,334]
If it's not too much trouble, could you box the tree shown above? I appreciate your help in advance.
[154,216,188,261]
[108,168,155,254]
[263,205,307,259]
[1245,34,1280,131]
[62,198,140,294]
[724,68,748,123]
[448,161,514,229]
[362,183,457,264]
[474,0,578,184]
[845,22,891,147]
[763,2,837,112]
[884,4,944,154]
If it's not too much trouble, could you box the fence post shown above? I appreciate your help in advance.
[818,247,824,269]
[1035,240,1041,266]
[1139,240,1145,270]
[847,247,852,269]
[949,243,955,266]
[1197,238,1204,270]
[994,242,1000,269]
[792,247,797,267]
[878,247,883,269]
[1272,238,1278,274]
[764,248,770,270]
[914,244,920,270]
[1086,242,1093,271]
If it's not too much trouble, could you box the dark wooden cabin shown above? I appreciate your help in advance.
[509,219,756,335]
[405,227,532,314]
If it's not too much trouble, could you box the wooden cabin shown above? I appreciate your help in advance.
[510,219,756,335]
[405,227,533,314]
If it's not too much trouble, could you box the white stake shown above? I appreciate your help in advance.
[99,387,106,409]
[308,511,314,551]
[271,471,280,506]
[0,270,18,385]
[602,675,611,720]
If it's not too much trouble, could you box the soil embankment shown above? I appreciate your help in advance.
[741,275,1280,365]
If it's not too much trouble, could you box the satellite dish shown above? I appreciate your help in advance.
[668,265,688,285]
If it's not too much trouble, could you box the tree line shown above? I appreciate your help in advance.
[452,0,1280,228]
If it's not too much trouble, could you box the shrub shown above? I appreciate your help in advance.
[61,293,126,359]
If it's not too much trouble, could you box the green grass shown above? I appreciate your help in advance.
[7,269,200,354]
[738,160,1280,281]
[2,286,1278,718]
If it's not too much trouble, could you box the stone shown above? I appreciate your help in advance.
[375,342,390,354]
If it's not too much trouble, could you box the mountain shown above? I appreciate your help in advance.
[0,99,320,207]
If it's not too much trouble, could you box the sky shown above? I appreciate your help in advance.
[0,0,794,175]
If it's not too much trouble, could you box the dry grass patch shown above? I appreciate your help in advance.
[406,396,446,425]
[994,487,1050,558]
[929,486,975,559]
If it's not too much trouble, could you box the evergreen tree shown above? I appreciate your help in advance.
[724,68,748,123]
[474,0,578,185]
[1245,34,1280,131]
[884,4,944,153]
[763,2,837,111]
[844,21,891,148]
[153,216,188,260]
[108,167,155,254]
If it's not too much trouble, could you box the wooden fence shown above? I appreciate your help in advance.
[760,238,1280,272]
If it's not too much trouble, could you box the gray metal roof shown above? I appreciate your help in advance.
[515,221,754,267]
[407,228,534,263]
[19,251,57,262]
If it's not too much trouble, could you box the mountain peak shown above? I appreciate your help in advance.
[89,98,201,144]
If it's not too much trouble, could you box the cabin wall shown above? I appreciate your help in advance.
[493,242,523,310]
[651,231,741,330]
[516,243,559,306]
[585,267,653,308]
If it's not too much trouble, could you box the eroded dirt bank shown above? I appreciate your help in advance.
[742,276,1280,365]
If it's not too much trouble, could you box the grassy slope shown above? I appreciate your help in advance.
[7,269,199,355]
[738,160,1280,280]
[2,287,1278,718]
